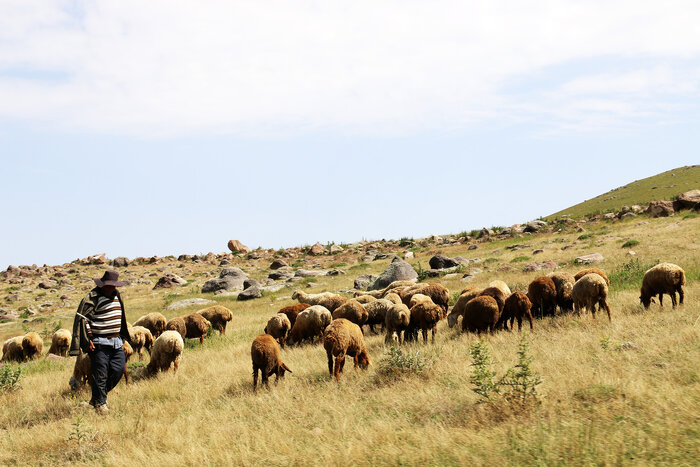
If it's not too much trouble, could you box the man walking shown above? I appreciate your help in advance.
[69,269,132,415]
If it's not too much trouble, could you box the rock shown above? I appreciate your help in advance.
[246,251,263,260]
[153,273,187,289]
[261,284,287,293]
[468,244,479,250]
[269,259,289,270]
[361,255,375,262]
[38,280,58,289]
[575,253,604,264]
[178,254,192,261]
[603,213,617,220]
[627,250,636,256]
[498,264,515,272]
[374,253,392,260]
[429,254,459,270]
[524,220,547,233]
[470,268,483,275]
[6,265,20,274]
[404,251,414,259]
[354,274,378,290]
[112,257,130,267]
[326,269,345,276]
[201,267,248,293]
[309,243,326,256]
[427,234,443,244]
[620,212,637,220]
[541,260,558,270]
[88,253,108,265]
[452,256,469,265]
[619,342,638,351]
[523,263,542,272]
[219,259,230,266]
[243,278,261,289]
[477,228,492,239]
[532,249,544,255]
[368,257,418,291]
[227,240,251,254]
[295,269,326,278]
[269,268,294,281]
[676,189,700,210]
[60,295,69,300]
[461,274,475,282]
[0,310,19,320]
[645,201,675,217]
[238,285,262,301]
[46,354,65,362]
[329,244,344,254]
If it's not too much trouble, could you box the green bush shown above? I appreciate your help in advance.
[683,213,697,219]
[0,364,23,392]
[609,258,658,289]
[621,240,639,248]
[469,339,499,402]
[378,346,431,377]
[510,256,530,263]
[578,233,593,240]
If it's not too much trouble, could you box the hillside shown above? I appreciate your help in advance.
[1,199,699,464]
[546,165,699,220]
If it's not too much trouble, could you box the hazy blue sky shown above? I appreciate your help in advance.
[1,1,699,267]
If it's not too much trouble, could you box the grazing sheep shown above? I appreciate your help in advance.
[496,292,534,331]
[409,294,445,344]
[400,283,450,314]
[354,295,377,305]
[332,299,369,329]
[384,303,411,344]
[572,273,612,321]
[48,329,71,357]
[479,287,506,314]
[574,268,610,286]
[265,313,292,348]
[278,303,311,328]
[144,331,184,376]
[165,317,187,339]
[447,287,482,328]
[292,290,347,312]
[323,319,370,382]
[488,280,512,297]
[364,299,394,333]
[69,341,133,391]
[640,263,686,309]
[355,280,417,299]
[183,313,211,344]
[133,312,167,338]
[251,334,291,390]
[549,272,575,312]
[383,292,402,305]
[461,296,500,335]
[198,305,233,335]
[21,332,43,361]
[527,277,557,318]
[128,325,154,361]
[287,305,332,346]
[1,336,25,362]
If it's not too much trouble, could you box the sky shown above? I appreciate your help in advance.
[1,1,699,268]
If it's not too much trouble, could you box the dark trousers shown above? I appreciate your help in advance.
[90,345,125,407]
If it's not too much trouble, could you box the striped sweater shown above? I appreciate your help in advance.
[85,294,123,338]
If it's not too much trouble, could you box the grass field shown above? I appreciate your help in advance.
[1,214,699,465]
[546,165,699,220]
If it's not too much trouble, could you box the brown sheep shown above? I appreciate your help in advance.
[48,329,71,357]
[1,336,25,362]
[165,317,187,339]
[128,325,154,360]
[447,286,483,328]
[409,294,445,344]
[400,283,450,314]
[292,290,347,312]
[287,305,332,346]
[479,287,506,314]
[144,331,184,376]
[332,299,368,330]
[461,296,500,335]
[264,313,292,348]
[488,280,512,297]
[496,292,534,331]
[198,305,233,335]
[364,299,394,334]
[278,303,311,328]
[183,313,211,344]
[21,332,43,361]
[549,272,575,312]
[527,277,557,318]
[251,334,291,390]
[323,319,370,382]
[572,273,612,321]
[354,295,377,305]
[383,292,402,305]
[69,341,133,391]
[640,263,686,309]
[133,312,167,338]
[574,268,610,286]
[384,303,411,344]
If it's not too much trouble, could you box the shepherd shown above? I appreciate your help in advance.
[69,269,132,415]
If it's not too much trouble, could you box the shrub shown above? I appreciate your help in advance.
[469,339,499,402]
[578,233,593,240]
[0,364,23,392]
[683,213,697,219]
[510,256,530,263]
[378,346,431,377]
[621,240,639,248]
[484,257,498,264]
[609,258,658,290]
[499,336,542,405]
[398,237,414,247]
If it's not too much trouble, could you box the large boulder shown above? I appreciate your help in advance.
[269,268,294,281]
[153,273,187,289]
[676,190,700,210]
[329,244,344,254]
[201,267,248,293]
[166,298,215,311]
[227,240,251,254]
[269,259,289,270]
[575,253,604,264]
[428,254,459,270]
[309,243,326,256]
[111,257,130,267]
[368,257,418,291]
[354,274,378,290]
[238,285,262,301]
[524,220,548,233]
[645,201,675,218]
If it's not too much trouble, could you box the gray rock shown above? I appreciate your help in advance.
[523,263,542,272]
[533,249,544,255]
[261,284,287,293]
[238,285,262,301]
[112,257,130,267]
[461,274,475,282]
[361,255,376,262]
[166,298,216,311]
[403,251,415,259]
[269,268,294,281]
[295,269,326,278]
[676,189,700,210]
[201,267,248,293]
[468,244,479,250]
[219,259,231,266]
[477,228,492,239]
[603,212,617,220]
[575,253,604,264]
[620,212,637,220]
[354,274,378,290]
[269,259,289,270]
[153,273,187,289]
[244,278,261,289]
[326,269,345,276]
[452,256,469,265]
[38,280,58,289]
[368,257,418,291]
[374,253,392,260]
[645,201,675,217]
[429,254,459,269]
[524,220,548,232]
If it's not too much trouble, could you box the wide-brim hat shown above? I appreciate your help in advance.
[93,269,126,287]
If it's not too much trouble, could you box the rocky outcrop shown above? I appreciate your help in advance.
[368,257,418,291]
[201,267,248,293]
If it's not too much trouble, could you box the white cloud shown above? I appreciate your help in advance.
[0,0,699,136]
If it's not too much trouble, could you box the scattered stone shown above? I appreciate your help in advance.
[620,342,638,351]
[645,200,675,218]
[243,278,261,289]
[523,263,542,272]
[238,286,262,301]
[498,264,515,272]
[354,274,378,290]
[602,212,616,220]
[261,284,287,293]
[368,257,418,291]
[461,274,475,282]
[38,280,58,289]
[361,255,376,262]
[427,234,443,243]
[326,269,345,276]
[429,254,459,270]
[270,259,289,270]
[620,212,637,220]
[468,244,478,250]
[533,249,544,255]
[477,228,492,239]
[201,267,248,293]
[112,257,130,267]
[329,244,344,254]
[227,240,251,254]
[676,189,700,210]
[627,250,636,256]
[87,253,108,265]
[0,310,19,320]
[60,295,70,300]
[541,260,558,269]
[153,273,187,289]
[309,243,326,256]
[524,220,547,233]
[46,354,64,362]
[269,268,294,281]
[404,251,415,259]
[246,251,263,260]
[295,269,326,278]
[219,259,230,266]
[575,253,604,264]
[374,253,392,260]
[443,273,460,279]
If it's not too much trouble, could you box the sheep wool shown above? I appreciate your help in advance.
[165,317,187,339]
[384,303,411,344]
[128,325,154,360]
[1,336,25,362]
[133,312,167,338]
[287,305,332,346]
[549,271,575,312]
[640,263,686,309]
[496,292,534,331]
[323,319,370,382]
[409,294,445,344]
[528,277,557,318]
[183,314,211,344]
[48,329,71,357]
[572,273,612,321]
[198,305,233,335]
[251,334,291,390]
[332,300,369,328]
[462,296,500,335]
[447,287,482,328]
[278,303,311,328]
[264,313,292,348]
[21,332,43,361]
[146,330,184,376]
[574,268,610,286]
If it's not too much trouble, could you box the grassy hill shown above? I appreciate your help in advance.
[1,199,699,464]
[546,165,699,220]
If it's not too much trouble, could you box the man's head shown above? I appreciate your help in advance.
[93,270,125,295]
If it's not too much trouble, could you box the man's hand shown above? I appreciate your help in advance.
[88,340,95,352]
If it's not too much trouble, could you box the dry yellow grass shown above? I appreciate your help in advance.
[1,215,699,465]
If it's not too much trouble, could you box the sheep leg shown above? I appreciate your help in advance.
[334,354,345,382]
[326,350,334,376]
[422,329,428,344]
[431,327,436,344]
[526,311,534,331]
[678,287,684,305]
[279,337,285,349]
[670,292,677,308]
[200,335,204,344]
[600,300,612,321]
[658,293,664,308]
[253,367,258,391]
[173,358,179,373]
[262,370,270,389]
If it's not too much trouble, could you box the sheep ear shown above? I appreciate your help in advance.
[282,363,292,373]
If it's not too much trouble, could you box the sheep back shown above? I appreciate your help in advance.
[133,312,167,338]
[251,334,291,389]
[183,313,211,342]
[488,280,512,297]
[572,273,611,320]
[332,299,368,326]
[165,317,187,339]
[479,287,506,314]
[497,292,534,331]
[528,277,557,317]
[21,332,43,360]
[278,303,311,328]
[288,305,332,345]
[1,336,25,362]
[640,263,686,308]
[461,296,500,334]
[265,313,292,347]
[323,319,370,381]
[549,271,575,312]
[146,330,184,375]
[574,268,610,285]
[48,329,71,357]
[198,305,233,334]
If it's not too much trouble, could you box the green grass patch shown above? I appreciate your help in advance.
[573,384,619,403]
[578,233,593,240]
[609,258,659,290]
[484,258,498,264]
[511,256,531,263]
[621,240,639,248]
[683,213,697,219]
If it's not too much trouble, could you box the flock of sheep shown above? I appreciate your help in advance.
[0,262,687,393]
